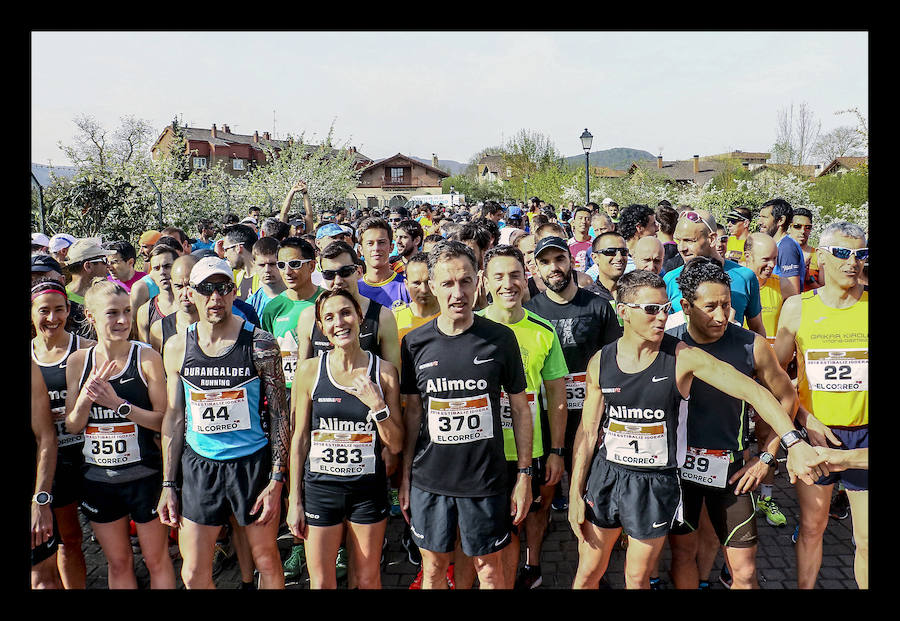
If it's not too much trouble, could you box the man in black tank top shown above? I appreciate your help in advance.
[137,245,178,344]
[150,255,200,353]
[568,270,827,590]
[665,258,800,589]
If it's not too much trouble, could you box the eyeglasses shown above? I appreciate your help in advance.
[594,247,629,257]
[791,224,813,231]
[223,242,244,252]
[192,281,236,297]
[277,259,312,271]
[389,218,404,224]
[679,211,715,234]
[821,246,869,262]
[623,301,672,315]
[321,264,358,280]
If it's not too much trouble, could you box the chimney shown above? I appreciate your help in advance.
[263,131,271,140]
[211,124,217,138]
[253,131,259,142]
[432,153,439,168]
[657,154,663,169]
[693,155,699,174]
[222,124,230,134]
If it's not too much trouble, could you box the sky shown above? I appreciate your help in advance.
[31,31,868,167]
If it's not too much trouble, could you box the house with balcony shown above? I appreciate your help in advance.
[350,153,450,209]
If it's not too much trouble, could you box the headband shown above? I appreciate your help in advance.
[31,282,68,303]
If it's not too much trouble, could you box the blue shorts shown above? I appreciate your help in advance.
[814,425,868,491]
[409,486,511,557]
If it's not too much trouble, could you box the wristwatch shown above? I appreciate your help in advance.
[32,491,53,506]
[779,430,805,452]
[368,406,390,423]
[517,466,534,477]
[116,400,132,419]
[269,471,286,483]
[549,448,567,457]
[757,452,776,467]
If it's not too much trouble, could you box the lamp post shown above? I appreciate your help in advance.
[580,128,593,206]
[523,175,528,205]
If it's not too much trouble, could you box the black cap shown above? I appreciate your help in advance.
[31,254,63,274]
[534,236,570,258]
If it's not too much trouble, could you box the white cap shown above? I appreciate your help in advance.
[48,233,76,253]
[601,198,614,205]
[31,232,50,248]
[239,216,258,226]
[190,257,234,285]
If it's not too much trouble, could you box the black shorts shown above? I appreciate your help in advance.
[302,478,389,527]
[180,443,271,527]
[409,486,511,557]
[52,451,83,508]
[583,458,682,541]
[31,517,60,567]
[80,473,161,524]
[671,455,758,548]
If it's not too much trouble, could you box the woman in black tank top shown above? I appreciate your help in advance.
[286,289,403,589]
[309,297,383,357]
[31,280,92,589]
[63,279,176,589]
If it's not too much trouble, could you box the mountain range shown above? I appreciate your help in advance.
[562,148,656,171]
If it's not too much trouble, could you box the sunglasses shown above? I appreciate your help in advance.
[277,258,312,271]
[389,218,404,224]
[84,257,108,268]
[680,211,715,234]
[595,247,629,257]
[821,246,869,261]
[223,242,244,252]
[623,301,673,315]
[791,224,813,231]
[192,281,236,296]
[321,264,358,280]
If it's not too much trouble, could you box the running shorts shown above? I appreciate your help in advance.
[31,517,60,567]
[814,425,868,491]
[80,473,161,524]
[409,486,511,557]
[302,479,390,527]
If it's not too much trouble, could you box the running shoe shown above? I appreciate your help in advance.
[212,540,236,578]
[551,486,568,511]
[401,526,422,566]
[237,580,256,590]
[335,546,348,580]
[791,525,800,544]
[719,564,732,589]
[829,489,850,520]
[129,519,138,537]
[390,488,402,518]
[649,576,666,590]
[597,576,612,590]
[283,542,306,580]
[514,564,543,589]
[408,565,455,589]
[446,563,455,589]
[698,580,710,590]
[756,496,787,527]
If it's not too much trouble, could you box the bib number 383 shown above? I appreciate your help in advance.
[428,394,493,444]
[309,430,376,476]
[189,388,252,434]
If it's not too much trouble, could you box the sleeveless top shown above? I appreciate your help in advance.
[596,334,688,472]
[161,313,179,349]
[180,321,268,460]
[304,351,386,487]
[148,296,169,329]
[796,288,868,427]
[32,333,85,462]
[310,299,382,358]
[78,342,161,483]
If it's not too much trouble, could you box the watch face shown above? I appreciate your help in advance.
[35,492,51,505]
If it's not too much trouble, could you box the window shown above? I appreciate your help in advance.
[233,158,245,170]
[391,167,404,183]
[193,157,207,169]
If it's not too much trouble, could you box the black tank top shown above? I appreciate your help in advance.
[596,334,687,471]
[148,296,169,328]
[161,313,179,349]
[310,299,382,358]
[304,351,385,487]
[78,342,161,483]
[32,333,85,463]
[667,323,755,452]
[527,277,542,299]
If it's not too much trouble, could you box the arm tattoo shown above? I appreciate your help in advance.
[253,329,290,471]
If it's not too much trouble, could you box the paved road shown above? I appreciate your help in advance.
[80,455,858,590]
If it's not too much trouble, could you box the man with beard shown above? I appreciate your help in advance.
[390,219,424,275]
[757,198,805,299]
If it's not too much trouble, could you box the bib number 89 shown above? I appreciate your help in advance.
[321,448,363,464]
[682,454,709,472]
[438,414,481,432]
[91,439,127,455]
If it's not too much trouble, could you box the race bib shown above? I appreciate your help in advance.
[679,446,731,488]
[565,373,587,410]
[309,429,376,476]
[804,349,868,392]
[83,422,141,466]
[603,419,668,468]
[188,387,252,434]
[499,391,537,430]
[53,406,83,448]
[282,351,298,386]
[427,394,493,444]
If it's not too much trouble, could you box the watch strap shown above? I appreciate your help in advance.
[549,448,567,457]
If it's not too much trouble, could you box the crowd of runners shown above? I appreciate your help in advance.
[30,186,868,589]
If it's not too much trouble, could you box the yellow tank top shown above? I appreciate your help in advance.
[795,288,868,427]
[745,275,783,345]
[725,235,746,263]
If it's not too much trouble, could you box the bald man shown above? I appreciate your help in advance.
[632,236,665,274]
[149,254,199,353]
[742,233,783,345]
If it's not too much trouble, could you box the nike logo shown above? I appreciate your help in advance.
[120,377,134,384]
[814,317,827,323]
[652,521,667,528]
[473,357,494,365]
[59,363,67,369]
[45,537,55,547]
[493,532,510,547]
[651,376,668,383]
[359,332,373,338]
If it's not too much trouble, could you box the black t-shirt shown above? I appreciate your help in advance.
[400,315,527,497]
[523,287,622,378]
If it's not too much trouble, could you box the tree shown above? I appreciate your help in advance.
[502,129,563,180]
[812,126,865,163]
[771,102,820,166]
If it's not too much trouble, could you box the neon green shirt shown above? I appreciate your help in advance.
[260,287,323,388]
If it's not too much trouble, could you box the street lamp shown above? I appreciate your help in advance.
[523,175,528,205]
[580,128,593,206]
